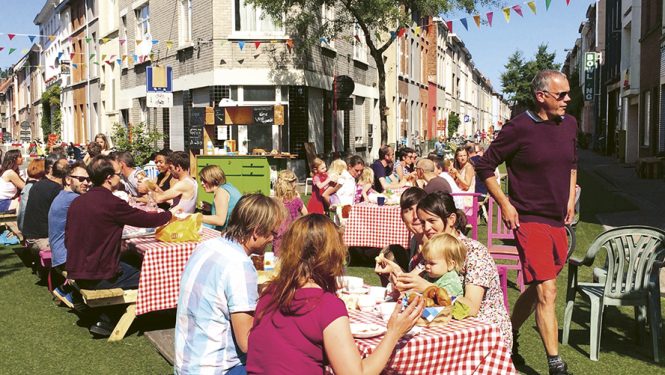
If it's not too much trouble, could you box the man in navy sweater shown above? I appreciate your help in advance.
[66,155,172,337]
[476,70,577,375]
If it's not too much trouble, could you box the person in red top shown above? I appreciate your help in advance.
[475,70,577,375]
[65,155,172,337]
[247,214,424,375]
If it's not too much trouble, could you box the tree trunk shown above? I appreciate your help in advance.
[372,49,388,146]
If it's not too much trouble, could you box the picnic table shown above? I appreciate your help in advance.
[344,309,516,374]
[343,202,410,249]
[125,227,221,315]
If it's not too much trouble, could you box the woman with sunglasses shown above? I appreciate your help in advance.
[0,150,25,212]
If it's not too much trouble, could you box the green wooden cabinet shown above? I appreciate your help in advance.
[196,156,271,206]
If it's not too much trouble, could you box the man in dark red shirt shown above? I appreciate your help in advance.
[66,155,172,337]
[476,70,577,375]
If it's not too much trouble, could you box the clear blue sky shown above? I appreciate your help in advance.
[2,0,592,91]
[445,0,595,94]
[0,0,42,70]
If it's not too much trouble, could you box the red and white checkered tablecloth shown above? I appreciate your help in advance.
[343,202,410,249]
[343,310,516,375]
[126,227,221,315]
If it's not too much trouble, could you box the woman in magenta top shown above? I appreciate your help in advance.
[246,214,424,375]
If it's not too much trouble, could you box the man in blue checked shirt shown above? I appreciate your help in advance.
[175,194,285,375]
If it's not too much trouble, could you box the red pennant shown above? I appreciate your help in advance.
[446,21,453,33]
[7,33,15,40]
[0,47,3,52]
[70,52,75,59]
[254,41,261,49]
[397,28,407,38]
[512,5,524,17]
[487,12,494,27]
[566,0,571,4]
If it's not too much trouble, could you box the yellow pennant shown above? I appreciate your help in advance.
[166,40,174,49]
[122,55,128,62]
[528,1,537,14]
[503,8,511,23]
[136,39,142,46]
[473,15,481,28]
[48,35,55,42]
[415,26,421,35]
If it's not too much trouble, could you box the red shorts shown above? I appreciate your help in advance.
[514,222,568,284]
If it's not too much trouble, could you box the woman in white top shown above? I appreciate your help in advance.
[0,150,25,212]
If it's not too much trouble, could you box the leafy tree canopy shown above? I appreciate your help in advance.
[500,43,560,112]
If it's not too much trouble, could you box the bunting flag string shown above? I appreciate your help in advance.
[512,5,523,17]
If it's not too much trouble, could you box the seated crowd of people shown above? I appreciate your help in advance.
[5,136,513,375]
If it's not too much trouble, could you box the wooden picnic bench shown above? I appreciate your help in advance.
[79,288,137,342]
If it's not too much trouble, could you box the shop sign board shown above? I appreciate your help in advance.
[584,52,599,102]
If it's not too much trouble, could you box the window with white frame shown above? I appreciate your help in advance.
[321,4,335,49]
[234,0,282,35]
[135,4,150,41]
[353,24,367,62]
[179,0,192,45]
[354,96,365,143]
[642,90,651,146]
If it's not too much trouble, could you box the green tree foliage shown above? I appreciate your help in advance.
[500,43,561,112]
[448,112,460,136]
[111,122,162,166]
[41,85,62,142]
[243,0,495,145]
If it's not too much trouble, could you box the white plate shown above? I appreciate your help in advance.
[342,286,370,295]
[350,323,387,338]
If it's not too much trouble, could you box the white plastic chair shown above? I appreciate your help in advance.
[304,177,313,195]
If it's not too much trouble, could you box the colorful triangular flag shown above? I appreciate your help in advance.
[527,1,537,14]
[460,18,468,31]
[566,0,571,5]
[8,34,15,41]
[119,39,126,45]
[122,55,127,62]
[28,35,36,43]
[0,47,4,52]
[151,40,159,45]
[166,40,173,49]
[72,63,78,69]
[133,54,138,62]
[117,58,122,65]
[21,49,28,55]
[135,40,142,46]
[473,15,481,28]
[101,54,107,61]
[70,52,75,59]
[545,0,552,10]
[102,37,110,44]
[254,41,261,49]
[89,53,95,60]
[48,35,55,42]
[286,39,294,49]
[503,8,511,22]
[446,20,453,33]
[85,37,92,43]
[415,26,421,35]
[57,51,63,60]
[487,12,494,27]
[512,5,523,17]
[390,31,396,39]
[397,27,407,38]
[238,41,245,50]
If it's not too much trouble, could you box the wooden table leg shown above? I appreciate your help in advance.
[108,303,137,342]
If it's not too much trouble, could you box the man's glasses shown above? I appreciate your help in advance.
[70,175,90,183]
[542,90,569,101]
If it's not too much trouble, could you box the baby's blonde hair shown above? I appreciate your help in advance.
[275,170,298,201]
[421,233,467,273]
[328,159,347,178]
[358,167,374,185]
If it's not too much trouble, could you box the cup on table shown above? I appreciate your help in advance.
[357,295,376,312]
[368,286,387,303]
[345,276,364,292]
[377,195,386,206]
[378,302,397,322]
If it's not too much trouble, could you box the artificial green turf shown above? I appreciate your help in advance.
[0,249,171,374]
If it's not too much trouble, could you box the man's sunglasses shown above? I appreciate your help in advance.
[71,175,91,183]
[542,90,569,101]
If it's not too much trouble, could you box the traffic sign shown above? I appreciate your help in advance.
[146,66,173,93]
[147,92,173,108]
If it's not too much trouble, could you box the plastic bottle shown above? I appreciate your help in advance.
[206,141,213,155]
[264,251,275,271]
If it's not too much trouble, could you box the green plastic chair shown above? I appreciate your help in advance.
[562,226,665,362]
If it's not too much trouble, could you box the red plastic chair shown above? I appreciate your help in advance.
[487,197,525,292]
[450,192,481,241]
[496,264,510,312]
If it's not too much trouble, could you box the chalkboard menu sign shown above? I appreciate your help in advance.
[214,107,225,125]
[189,124,204,149]
[253,106,274,125]
[191,107,206,125]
